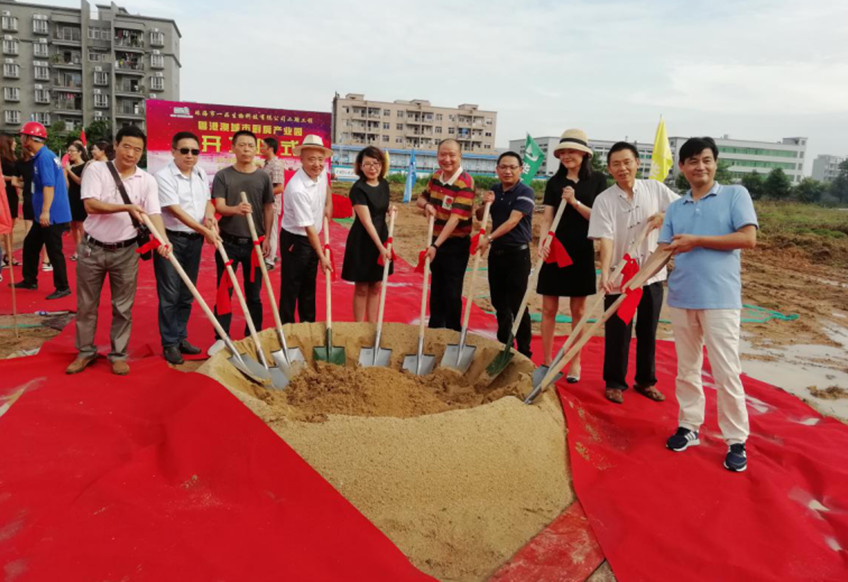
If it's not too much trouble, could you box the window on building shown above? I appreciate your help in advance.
[448,127,455,134]
[396,123,403,130]
[94,93,109,108]
[150,53,164,68]
[435,127,442,134]
[33,42,48,57]
[32,16,49,35]
[94,71,108,86]
[34,88,50,103]
[382,122,390,130]
[150,31,165,46]
[88,50,107,62]
[150,76,164,91]
[382,135,389,143]
[3,86,19,101]
[34,65,49,81]
[4,110,20,124]
[2,38,19,55]
[435,114,442,121]
[34,112,50,125]
[486,118,493,125]
[3,62,19,78]
[397,111,403,118]
[1,16,19,32]
[383,109,390,116]
[395,137,403,144]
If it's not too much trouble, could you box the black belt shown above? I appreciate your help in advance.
[85,234,136,250]
[220,232,253,245]
[282,230,308,240]
[167,229,202,240]
[490,243,529,255]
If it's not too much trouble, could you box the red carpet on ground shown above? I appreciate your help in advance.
[3,221,848,580]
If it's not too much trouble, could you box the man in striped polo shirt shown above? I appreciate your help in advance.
[416,138,475,331]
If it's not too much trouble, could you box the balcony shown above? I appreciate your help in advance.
[116,100,144,118]
[53,27,81,45]
[51,51,82,68]
[115,54,144,75]
[114,37,144,52]
[52,72,82,90]
[115,81,145,97]
[52,94,83,114]
[150,32,165,47]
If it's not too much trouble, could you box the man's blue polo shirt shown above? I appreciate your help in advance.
[658,182,758,310]
[32,146,72,224]
[490,181,535,247]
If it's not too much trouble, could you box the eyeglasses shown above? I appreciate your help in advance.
[497,165,520,171]
[178,148,200,156]
[361,161,382,169]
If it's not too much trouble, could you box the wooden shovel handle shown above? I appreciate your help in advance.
[240,191,285,333]
[375,207,397,330]
[418,215,435,340]
[460,201,492,332]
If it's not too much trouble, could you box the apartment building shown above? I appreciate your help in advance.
[811,154,845,183]
[332,93,497,155]
[1,0,180,134]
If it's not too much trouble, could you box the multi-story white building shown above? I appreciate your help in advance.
[507,136,654,178]
[669,135,807,184]
[1,0,180,134]
[811,154,845,182]
[332,93,497,155]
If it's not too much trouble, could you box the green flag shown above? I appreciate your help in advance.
[521,134,544,185]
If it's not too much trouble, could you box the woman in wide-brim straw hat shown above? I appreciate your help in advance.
[537,128,608,382]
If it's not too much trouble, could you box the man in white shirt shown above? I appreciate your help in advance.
[154,131,220,365]
[588,141,679,404]
[279,134,333,323]
[67,125,169,376]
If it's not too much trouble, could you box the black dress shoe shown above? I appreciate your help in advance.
[10,280,37,290]
[163,345,184,365]
[46,288,71,300]
[178,339,202,355]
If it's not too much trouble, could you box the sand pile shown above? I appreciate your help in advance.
[199,322,572,581]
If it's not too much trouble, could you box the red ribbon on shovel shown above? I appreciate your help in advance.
[617,253,643,325]
[414,248,428,273]
[136,237,161,256]
[250,236,265,282]
[544,231,572,268]
[216,259,234,315]
[377,237,398,266]
[469,228,486,255]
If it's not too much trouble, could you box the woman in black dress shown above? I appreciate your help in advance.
[341,146,394,322]
[64,141,89,260]
[0,134,20,267]
[537,129,607,382]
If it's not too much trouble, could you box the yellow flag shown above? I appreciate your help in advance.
[649,116,673,182]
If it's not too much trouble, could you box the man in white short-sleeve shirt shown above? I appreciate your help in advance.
[154,131,220,365]
[68,125,169,377]
[279,134,333,323]
[588,141,678,405]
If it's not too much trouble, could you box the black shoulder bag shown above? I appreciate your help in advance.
[106,161,153,260]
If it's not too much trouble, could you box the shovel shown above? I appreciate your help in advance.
[140,216,268,386]
[441,201,491,374]
[402,215,436,375]
[215,240,286,388]
[524,246,673,404]
[360,207,397,367]
[240,191,304,384]
[485,199,568,379]
[531,221,656,390]
[313,217,346,366]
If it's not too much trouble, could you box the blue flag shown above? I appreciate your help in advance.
[403,150,417,203]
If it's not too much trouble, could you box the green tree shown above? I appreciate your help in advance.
[84,120,113,143]
[764,168,792,200]
[675,172,690,191]
[829,160,848,205]
[793,178,826,204]
[45,120,68,154]
[741,171,765,200]
[591,154,610,182]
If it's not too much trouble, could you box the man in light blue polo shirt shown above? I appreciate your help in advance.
[658,137,758,473]
[13,122,72,299]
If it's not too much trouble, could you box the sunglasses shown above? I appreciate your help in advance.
[178,148,200,156]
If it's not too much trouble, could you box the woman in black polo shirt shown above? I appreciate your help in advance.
[537,129,607,382]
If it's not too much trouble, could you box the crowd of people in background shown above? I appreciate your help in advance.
[0,124,758,473]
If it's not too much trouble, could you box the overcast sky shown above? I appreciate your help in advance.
[40,0,848,173]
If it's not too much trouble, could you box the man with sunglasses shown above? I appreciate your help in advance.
[587,141,678,404]
[153,131,220,365]
[475,151,536,358]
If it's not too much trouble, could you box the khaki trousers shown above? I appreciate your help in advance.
[267,193,282,262]
[75,241,139,361]
[669,307,750,444]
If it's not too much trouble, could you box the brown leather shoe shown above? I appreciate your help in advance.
[66,354,97,375]
[111,360,130,376]
[605,388,625,404]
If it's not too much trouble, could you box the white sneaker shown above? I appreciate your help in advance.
[42,262,53,272]
[207,339,226,357]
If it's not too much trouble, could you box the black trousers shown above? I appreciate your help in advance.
[213,238,263,338]
[279,229,319,324]
[603,281,664,390]
[429,235,470,332]
[488,245,532,357]
[22,222,69,290]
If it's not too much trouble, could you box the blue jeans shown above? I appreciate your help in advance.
[214,237,263,338]
[153,231,204,348]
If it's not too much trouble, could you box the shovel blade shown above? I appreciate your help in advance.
[266,365,290,390]
[229,353,271,385]
[271,349,305,378]
[485,346,515,378]
[531,364,563,390]
[402,353,436,376]
[313,345,346,366]
[359,346,392,368]
[440,344,476,374]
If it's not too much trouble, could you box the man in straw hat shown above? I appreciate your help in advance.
[207,130,274,356]
[279,134,333,324]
